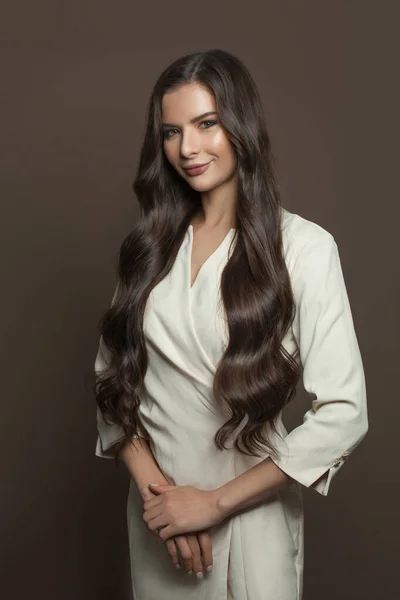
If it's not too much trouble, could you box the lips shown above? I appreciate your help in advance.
[183,161,212,176]
[183,162,210,171]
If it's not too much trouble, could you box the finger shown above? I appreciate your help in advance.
[197,531,213,573]
[157,524,174,542]
[148,484,174,493]
[146,514,168,534]
[186,534,204,578]
[141,485,154,500]
[142,506,163,528]
[174,535,194,574]
[141,485,150,498]
[164,538,181,570]
[143,497,162,510]
[156,526,169,542]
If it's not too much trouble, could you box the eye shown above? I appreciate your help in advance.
[163,128,178,140]
[200,119,217,129]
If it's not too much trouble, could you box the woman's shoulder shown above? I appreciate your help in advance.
[281,206,336,268]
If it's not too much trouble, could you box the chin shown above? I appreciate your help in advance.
[187,182,218,192]
[184,174,221,189]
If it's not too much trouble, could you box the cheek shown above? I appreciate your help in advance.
[212,131,236,162]
[211,130,229,152]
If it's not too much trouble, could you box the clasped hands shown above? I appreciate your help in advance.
[141,482,225,577]
[142,482,224,542]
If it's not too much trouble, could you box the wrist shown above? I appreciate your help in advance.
[213,485,234,521]
[213,460,293,520]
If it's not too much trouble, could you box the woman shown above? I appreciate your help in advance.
[94,49,368,600]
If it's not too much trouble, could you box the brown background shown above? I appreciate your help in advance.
[1,1,399,598]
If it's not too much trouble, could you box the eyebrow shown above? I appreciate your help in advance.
[161,111,218,128]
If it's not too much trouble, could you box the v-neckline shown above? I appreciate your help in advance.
[187,224,235,291]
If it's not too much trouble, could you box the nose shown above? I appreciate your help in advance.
[179,128,201,158]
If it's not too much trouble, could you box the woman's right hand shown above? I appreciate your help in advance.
[163,531,213,578]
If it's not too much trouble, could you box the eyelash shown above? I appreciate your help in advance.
[163,119,218,140]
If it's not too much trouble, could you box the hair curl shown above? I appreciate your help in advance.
[94,48,301,464]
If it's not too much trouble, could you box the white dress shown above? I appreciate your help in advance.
[95,207,368,600]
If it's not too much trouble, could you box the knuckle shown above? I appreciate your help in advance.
[166,547,177,560]
[196,533,213,566]
[187,537,199,550]
[200,537,210,548]
[191,548,201,560]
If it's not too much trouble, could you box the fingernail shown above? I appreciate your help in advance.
[187,570,193,576]
[149,483,159,486]
[196,571,203,579]
[206,565,213,572]
[175,563,181,569]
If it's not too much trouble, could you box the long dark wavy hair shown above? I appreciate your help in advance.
[94,48,302,464]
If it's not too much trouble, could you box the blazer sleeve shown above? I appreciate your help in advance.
[95,285,149,460]
[270,232,368,496]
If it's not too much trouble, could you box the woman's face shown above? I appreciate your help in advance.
[161,82,237,193]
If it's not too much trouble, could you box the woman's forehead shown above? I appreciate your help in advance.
[161,84,216,121]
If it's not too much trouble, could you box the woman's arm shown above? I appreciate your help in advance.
[94,306,170,499]
[94,339,171,499]
[120,437,172,500]
[215,458,292,519]
[216,232,369,515]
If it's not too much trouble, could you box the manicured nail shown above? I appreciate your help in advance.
[187,570,193,575]
[206,565,213,572]
[175,563,181,569]
[149,483,159,486]
[196,571,203,579]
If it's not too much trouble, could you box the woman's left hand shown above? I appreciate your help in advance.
[142,483,224,541]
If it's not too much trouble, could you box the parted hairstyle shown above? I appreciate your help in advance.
[94,48,302,464]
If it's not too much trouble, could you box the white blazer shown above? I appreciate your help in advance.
[95,208,368,600]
